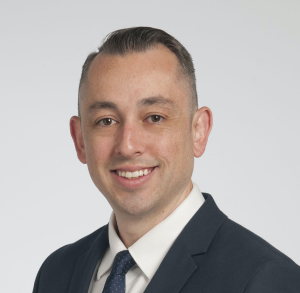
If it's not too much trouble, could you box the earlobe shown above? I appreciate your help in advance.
[193,107,213,158]
[70,116,87,164]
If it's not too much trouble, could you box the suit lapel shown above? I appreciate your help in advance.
[144,193,228,293]
[144,237,197,293]
[180,193,228,255]
[68,225,109,293]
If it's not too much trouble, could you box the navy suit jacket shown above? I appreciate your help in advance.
[33,193,300,292]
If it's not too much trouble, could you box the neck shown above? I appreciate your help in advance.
[114,180,193,248]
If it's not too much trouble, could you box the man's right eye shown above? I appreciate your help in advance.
[98,118,116,126]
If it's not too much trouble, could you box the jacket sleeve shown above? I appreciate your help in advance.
[243,260,300,293]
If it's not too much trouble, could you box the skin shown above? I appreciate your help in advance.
[70,44,212,247]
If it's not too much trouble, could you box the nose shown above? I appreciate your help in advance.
[114,121,145,158]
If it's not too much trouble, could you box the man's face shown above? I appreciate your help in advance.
[74,45,198,218]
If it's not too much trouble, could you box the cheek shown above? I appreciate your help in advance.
[85,135,113,170]
[150,126,192,166]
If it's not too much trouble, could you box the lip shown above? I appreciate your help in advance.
[112,165,156,172]
[111,166,157,189]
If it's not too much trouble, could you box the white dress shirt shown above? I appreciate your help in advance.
[89,182,205,293]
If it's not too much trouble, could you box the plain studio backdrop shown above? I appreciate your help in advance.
[1,0,299,292]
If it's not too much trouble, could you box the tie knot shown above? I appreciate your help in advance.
[111,250,136,276]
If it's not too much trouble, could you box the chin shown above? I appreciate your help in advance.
[114,193,159,217]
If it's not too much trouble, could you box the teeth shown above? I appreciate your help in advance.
[132,171,139,177]
[116,168,153,179]
[125,171,132,178]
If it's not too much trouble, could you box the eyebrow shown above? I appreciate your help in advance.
[88,101,118,114]
[137,96,177,109]
[88,96,177,114]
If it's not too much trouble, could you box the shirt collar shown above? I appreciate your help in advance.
[97,213,127,280]
[97,182,204,281]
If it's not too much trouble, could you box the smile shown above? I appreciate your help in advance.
[115,168,154,179]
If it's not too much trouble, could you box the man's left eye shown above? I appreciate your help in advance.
[98,118,116,126]
[148,115,163,123]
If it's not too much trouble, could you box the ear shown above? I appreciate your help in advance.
[70,116,87,164]
[192,107,213,158]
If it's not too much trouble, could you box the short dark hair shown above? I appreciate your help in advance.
[78,27,198,118]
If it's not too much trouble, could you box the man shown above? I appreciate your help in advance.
[33,27,300,293]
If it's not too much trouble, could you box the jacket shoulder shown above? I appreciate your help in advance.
[44,225,106,267]
[243,259,300,292]
[191,218,300,292]
[219,220,300,291]
[219,219,298,265]
[33,225,107,293]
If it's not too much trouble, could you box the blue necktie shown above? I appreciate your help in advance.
[102,250,136,293]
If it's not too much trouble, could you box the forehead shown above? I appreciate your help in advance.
[91,44,179,75]
[81,45,189,113]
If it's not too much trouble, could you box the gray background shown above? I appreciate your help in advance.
[1,0,299,292]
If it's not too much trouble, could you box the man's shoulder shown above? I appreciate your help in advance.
[186,215,300,292]
[33,225,107,293]
[205,217,300,291]
[43,225,106,268]
[243,258,300,292]
[195,193,298,267]
[217,218,297,265]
